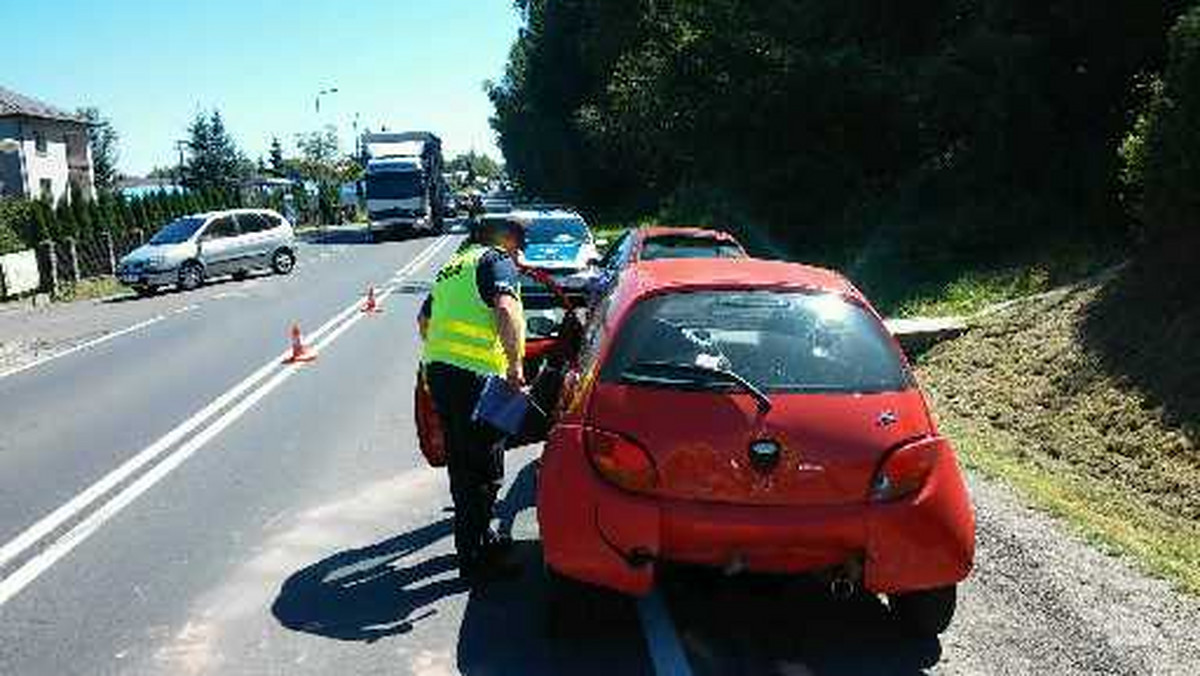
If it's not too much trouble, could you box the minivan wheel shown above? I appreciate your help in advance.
[272,249,296,275]
[177,262,204,292]
[890,585,957,636]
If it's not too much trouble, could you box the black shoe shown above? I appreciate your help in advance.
[461,547,522,586]
[484,529,515,554]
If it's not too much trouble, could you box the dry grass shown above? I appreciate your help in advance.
[915,272,1200,593]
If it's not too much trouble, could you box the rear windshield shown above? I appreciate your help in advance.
[526,218,588,245]
[640,235,744,261]
[600,290,910,394]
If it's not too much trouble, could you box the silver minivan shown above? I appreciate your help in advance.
[117,209,297,295]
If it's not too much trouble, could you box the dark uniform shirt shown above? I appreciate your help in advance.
[420,249,519,319]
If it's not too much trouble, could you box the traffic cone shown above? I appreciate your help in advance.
[283,323,317,364]
[362,286,383,314]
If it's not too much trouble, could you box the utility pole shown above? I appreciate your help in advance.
[174,139,188,185]
[315,87,339,115]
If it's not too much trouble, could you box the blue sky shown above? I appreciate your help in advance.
[3,0,523,175]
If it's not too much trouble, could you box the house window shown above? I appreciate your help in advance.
[34,131,47,155]
[39,178,52,199]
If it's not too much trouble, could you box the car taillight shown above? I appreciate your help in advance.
[584,428,658,494]
[870,437,945,502]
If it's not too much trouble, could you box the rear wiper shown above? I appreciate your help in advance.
[624,360,773,414]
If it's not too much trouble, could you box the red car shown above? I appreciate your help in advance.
[537,258,975,635]
[591,226,747,299]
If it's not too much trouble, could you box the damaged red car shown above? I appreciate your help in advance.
[536,258,975,636]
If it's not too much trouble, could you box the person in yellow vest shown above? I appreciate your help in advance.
[418,215,526,583]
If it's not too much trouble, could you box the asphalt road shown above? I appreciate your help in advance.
[1,224,1197,675]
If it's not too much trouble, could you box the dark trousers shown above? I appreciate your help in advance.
[425,362,505,568]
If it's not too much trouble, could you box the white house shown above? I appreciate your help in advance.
[0,86,94,204]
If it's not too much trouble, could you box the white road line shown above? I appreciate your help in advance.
[0,236,451,592]
[0,314,168,381]
[638,591,696,676]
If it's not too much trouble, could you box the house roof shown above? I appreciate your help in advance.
[0,86,87,123]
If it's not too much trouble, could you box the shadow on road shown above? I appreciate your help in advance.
[270,518,466,643]
[662,568,942,675]
[271,456,935,674]
[271,459,650,673]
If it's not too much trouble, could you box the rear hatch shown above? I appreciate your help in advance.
[591,288,927,507]
[589,385,931,506]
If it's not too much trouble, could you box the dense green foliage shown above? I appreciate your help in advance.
[1121,5,1200,249]
[447,151,503,187]
[490,0,1192,261]
[183,110,250,193]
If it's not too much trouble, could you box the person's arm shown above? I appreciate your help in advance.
[478,250,525,388]
[418,295,432,341]
[494,295,525,388]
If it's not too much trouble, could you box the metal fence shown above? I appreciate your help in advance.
[38,229,146,295]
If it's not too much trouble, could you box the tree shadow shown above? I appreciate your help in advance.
[271,518,466,643]
[1078,255,1200,435]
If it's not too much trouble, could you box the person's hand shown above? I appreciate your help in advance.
[506,362,525,391]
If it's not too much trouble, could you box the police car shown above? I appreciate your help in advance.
[511,207,602,294]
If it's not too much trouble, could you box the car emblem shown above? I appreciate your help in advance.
[749,440,782,471]
[877,410,899,428]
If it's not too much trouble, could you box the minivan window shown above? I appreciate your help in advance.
[149,216,206,245]
[202,216,239,240]
[237,213,273,233]
[601,291,910,394]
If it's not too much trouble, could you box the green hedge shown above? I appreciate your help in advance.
[0,188,243,252]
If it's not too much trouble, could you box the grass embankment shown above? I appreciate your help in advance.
[53,276,127,303]
[915,264,1200,593]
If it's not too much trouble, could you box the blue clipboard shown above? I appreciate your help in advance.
[473,376,531,436]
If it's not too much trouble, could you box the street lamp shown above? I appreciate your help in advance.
[315,87,339,114]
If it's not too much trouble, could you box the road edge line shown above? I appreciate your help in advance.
[0,314,169,381]
[637,591,696,676]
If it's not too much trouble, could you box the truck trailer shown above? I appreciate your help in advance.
[361,131,446,241]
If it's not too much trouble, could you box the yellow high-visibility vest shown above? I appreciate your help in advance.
[422,245,519,375]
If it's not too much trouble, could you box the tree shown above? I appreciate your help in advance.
[182,110,246,193]
[1123,4,1200,249]
[447,151,502,187]
[269,136,285,176]
[78,107,120,194]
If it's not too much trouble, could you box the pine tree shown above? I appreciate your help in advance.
[269,137,285,176]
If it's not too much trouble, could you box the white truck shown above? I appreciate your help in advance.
[361,131,446,241]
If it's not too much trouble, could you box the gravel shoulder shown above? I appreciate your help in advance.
[942,473,1200,675]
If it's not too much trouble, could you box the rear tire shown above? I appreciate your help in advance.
[890,585,957,636]
[177,262,204,292]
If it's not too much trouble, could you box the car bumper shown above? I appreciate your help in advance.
[117,268,176,287]
[538,425,976,596]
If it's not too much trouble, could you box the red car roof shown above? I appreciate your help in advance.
[622,258,861,301]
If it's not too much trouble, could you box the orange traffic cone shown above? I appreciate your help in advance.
[283,323,317,364]
[362,286,383,314]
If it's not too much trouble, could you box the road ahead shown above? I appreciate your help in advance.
[1,226,1197,676]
